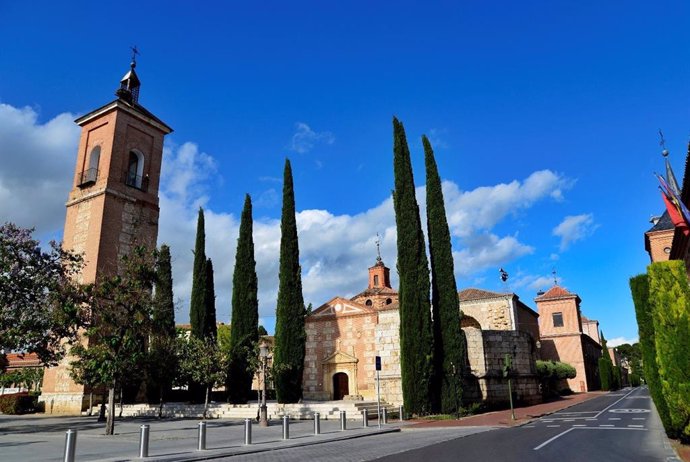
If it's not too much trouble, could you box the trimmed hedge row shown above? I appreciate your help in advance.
[0,393,38,414]
[647,261,690,442]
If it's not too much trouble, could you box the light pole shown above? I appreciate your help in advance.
[259,342,269,427]
[450,361,459,419]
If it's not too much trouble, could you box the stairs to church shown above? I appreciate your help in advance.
[84,400,401,420]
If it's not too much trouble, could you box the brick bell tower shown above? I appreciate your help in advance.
[41,56,173,414]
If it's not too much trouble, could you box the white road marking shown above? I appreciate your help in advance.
[632,418,646,421]
[533,428,575,450]
[594,388,638,418]
[564,419,574,422]
[600,425,615,427]
[608,418,621,421]
[628,425,644,428]
[547,425,561,428]
[534,427,647,451]
[573,424,586,427]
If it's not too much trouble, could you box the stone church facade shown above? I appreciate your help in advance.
[304,260,542,406]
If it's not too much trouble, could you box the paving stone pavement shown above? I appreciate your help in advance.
[0,414,493,461]
[214,427,495,462]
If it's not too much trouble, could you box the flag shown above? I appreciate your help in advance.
[657,173,690,224]
[660,190,689,236]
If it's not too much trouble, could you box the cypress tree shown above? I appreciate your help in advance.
[423,135,464,414]
[205,258,217,340]
[148,244,176,406]
[273,159,306,403]
[647,261,690,441]
[190,208,208,340]
[392,117,433,415]
[228,194,259,404]
[598,331,614,391]
[630,273,672,432]
[153,244,175,337]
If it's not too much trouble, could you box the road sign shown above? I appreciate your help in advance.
[375,356,381,371]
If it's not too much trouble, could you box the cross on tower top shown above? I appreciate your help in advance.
[375,232,382,263]
[130,45,140,68]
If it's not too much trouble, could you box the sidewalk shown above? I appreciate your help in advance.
[409,391,606,428]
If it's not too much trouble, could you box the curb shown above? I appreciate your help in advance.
[96,426,401,462]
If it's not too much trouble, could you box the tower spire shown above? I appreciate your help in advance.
[116,47,141,104]
[659,129,682,196]
[375,232,382,263]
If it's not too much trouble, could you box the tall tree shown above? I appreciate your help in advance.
[190,208,209,339]
[70,245,157,435]
[392,118,434,415]
[205,258,217,340]
[147,244,177,411]
[598,331,614,391]
[423,135,464,414]
[228,194,259,404]
[0,223,87,366]
[273,159,306,403]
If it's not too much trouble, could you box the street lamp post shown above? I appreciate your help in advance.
[450,361,459,419]
[259,342,269,427]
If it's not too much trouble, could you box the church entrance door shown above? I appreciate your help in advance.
[332,373,349,400]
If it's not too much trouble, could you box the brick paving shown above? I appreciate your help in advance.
[408,391,607,428]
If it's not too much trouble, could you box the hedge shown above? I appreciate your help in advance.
[0,393,36,414]
[647,261,690,442]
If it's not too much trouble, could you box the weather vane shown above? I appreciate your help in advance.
[659,129,669,157]
[375,232,382,262]
[130,45,140,67]
[552,268,558,286]
[499,268,508,282]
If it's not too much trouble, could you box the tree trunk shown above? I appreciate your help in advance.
[158,388,164,419]
[105,387,115,435]
[98,392,107,422]
[203,385,210,420]
[118,388,124,418]
[87,392,93,416]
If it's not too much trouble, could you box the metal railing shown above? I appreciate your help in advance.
[123,171,149,192]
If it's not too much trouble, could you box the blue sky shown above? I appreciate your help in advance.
[2,1,690,344]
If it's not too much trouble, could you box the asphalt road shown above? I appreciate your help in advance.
[374,386,680,462]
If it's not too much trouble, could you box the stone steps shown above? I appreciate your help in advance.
[84,400,397,420]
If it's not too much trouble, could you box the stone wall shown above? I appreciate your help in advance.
[460,298,513,331]
[374,309,403,405]
[462,328,540,405]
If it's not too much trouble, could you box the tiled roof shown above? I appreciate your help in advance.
[458,288,508,302]
[5,353,41,369]
[647,211,673,233]
[351,286,398,299]
[535,285,578,301]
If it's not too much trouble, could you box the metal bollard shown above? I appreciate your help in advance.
[340,410,347,431]
[138,424,150,458]
[197,421,207,451]
[244,418,252,445]
[399,405,405,422]
[63,429,77,462]
[314,412,321,435]
[382,407,388,424]
[282,415,290,440]
[362,408,368,427]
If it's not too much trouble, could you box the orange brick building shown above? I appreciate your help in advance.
[535,286,602,392]
[40,60,172,414]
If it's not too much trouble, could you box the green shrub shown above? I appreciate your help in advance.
[0,394,34,414]
[648,261,690,442]
[537,360,576,397]
[599,357,613,391]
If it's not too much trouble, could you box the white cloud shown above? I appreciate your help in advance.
[427,128,448,149]
[454,234,533,276]
[553,213,598,251]
[0,104,80,237]
[443,170,572,238]
[290,122,335,154]
[608,337,638,347]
